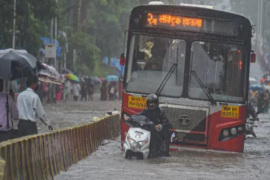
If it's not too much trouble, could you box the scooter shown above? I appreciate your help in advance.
[123,114,167,159]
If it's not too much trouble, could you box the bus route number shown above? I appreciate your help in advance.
[128,96,147,109]
[221,106,239,119]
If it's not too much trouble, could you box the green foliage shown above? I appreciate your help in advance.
[0,0,59,55]
[70,31,100,67]
[0,0,149,76]
[60,0,141,76]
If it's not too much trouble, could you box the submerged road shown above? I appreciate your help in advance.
[12,94,121,134]
[55,113,270,180]
[53,61,270,180]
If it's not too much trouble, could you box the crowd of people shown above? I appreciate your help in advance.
[0,74,122,143]
[250,89,270,113]
[5,75,122,104]
[249,72,270,113]
[100,81,119,101]
[38,78,121,103]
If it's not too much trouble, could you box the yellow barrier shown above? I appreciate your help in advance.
[0,114,120,180]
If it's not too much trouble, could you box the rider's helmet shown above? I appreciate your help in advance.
[146,94,159,110]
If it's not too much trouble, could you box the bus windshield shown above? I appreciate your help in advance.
[189,41,245,102]
[125,35,186,97]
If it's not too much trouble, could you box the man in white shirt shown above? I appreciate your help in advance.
[17,76,53,137]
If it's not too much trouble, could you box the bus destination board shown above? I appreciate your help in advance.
[144,12,238,35]
[146,12,203,30]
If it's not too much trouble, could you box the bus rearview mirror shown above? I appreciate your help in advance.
[120,53,126,66]
[250,52,256,63]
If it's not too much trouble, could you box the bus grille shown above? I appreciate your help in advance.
[161,107,207,132]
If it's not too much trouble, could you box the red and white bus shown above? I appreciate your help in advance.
[120,4,255,153]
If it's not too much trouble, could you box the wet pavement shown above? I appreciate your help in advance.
[33,94,121,134]
[55,113,270,180]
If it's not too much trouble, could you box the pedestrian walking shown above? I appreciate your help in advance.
[100,80,108,101]
[81,82,87,101]
[109,82,117,101]
[64,80,71,102]
[0,80,19,142]
[42,82,48,102]
[264,90,270,113]
[17,76,53,137]
[72,83,80,101]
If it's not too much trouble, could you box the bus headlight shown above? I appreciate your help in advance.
[223,129,229,137]
[219,125,244,141]
[231,127,237,135]
[238,127,243,131]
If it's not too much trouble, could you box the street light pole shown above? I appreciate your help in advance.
[55,0,58,69]
[55,17,57,68]
[12,0,16,49]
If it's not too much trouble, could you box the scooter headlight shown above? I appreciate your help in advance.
[127,134,131,142]
[127,134,134,143]
[139,138,149,146]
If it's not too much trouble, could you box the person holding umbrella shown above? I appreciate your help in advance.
[17,76,53,137]
[108,82,118,101]
[0,79,19,142]
[0,49,45,140]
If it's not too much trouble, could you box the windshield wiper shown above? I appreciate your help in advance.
[191,70,217,105]
[155,63,177,96]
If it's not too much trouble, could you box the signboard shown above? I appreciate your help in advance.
[128,96,147,109]
[143,12,238,35]
[45,44,56,58]
[221,106,239,119]
[146,12,203,30]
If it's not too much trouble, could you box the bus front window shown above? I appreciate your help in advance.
[125,35,186,97]
[189,41,245,103]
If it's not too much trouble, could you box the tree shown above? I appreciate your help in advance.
[57,0,142,75]
[0,0,59,55]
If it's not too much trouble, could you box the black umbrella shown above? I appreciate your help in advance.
[62,68,74,75]
[0,49,44,80]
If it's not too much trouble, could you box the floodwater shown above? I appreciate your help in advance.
[54,104,270,180]
[36,94,121,133]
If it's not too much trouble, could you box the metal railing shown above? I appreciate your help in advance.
[0,114,120,180]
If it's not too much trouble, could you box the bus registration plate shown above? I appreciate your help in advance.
[128,96,147,109]
[221,106,239,118]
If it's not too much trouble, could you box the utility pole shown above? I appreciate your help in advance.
[260,0,264,46]
[55,0,58,69]
[55,17,57,69]
[257,0,261,51]
[12,0,16,49]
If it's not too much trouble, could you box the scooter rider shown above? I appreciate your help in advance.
[124,94,172,157]
[247,100,258,119]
